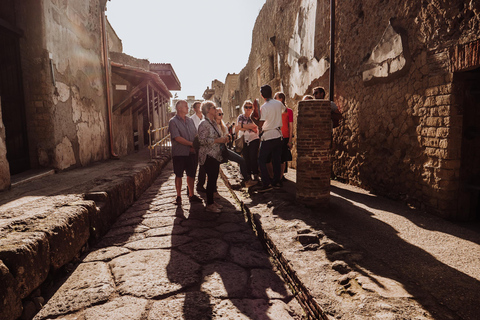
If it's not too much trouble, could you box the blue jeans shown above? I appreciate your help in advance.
[258,137,282,186]
[227,149,250,181]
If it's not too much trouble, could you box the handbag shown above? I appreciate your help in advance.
[234,135,244,153]
[207,119,229,163]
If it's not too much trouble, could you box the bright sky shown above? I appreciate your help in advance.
[106,0,266,100]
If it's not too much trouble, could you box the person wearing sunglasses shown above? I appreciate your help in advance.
[197,101,230,213]
[216,108,257,189]
[236,100,261,183]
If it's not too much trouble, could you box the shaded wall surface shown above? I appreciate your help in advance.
[16,0,108,171]
[233,0,480,219]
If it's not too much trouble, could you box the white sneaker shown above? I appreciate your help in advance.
[214,202,224,209]
[206,204,221,213]
[244,180,258,188]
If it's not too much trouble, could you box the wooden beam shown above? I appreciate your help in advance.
[132,99,147,114]
[112,79,149,113]
[122,97,144,114]
[120,91,144,114]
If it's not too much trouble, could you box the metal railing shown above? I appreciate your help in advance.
[148,123,170,159]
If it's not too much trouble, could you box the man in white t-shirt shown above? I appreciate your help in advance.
[253,85,284,192]
[190,101,207,193]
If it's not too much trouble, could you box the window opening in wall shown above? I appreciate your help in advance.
[269,55,275,80]
[256,67,261,87]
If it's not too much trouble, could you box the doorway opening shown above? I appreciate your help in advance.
[0,26,30,175]
[456,67,480,220]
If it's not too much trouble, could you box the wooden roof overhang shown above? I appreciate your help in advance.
[111,62,172,115]
[149,63,181,91]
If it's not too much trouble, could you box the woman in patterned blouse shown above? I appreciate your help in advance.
[197,101,230,213]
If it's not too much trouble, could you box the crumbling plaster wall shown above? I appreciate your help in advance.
[237,0,480,218]
[44,0,108,168]
[17,0,109,171]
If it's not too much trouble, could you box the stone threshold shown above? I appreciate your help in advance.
[11,169,55,187]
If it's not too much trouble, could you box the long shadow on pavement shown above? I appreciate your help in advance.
[91,163,297,319]
[246,179,480,320]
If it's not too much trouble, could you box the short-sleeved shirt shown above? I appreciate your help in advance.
[168,114,197,156]
[281,108,293,138]
[190,113,203,130]
[260,99,283,141]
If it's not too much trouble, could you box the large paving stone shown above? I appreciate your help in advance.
[141,216,176,228]
[82,246,131,262]
[212,298,298,320]
[110,249,200,298]
[34,262,115,319]
[124,235,192,250]
[178,238,229,263]
[215,222,248,233]
[94,232,146,248]
[148,292,211,320]
[223,231,259,243]
[103,224,149,238]
[230,244,272,268]
[250,269,292,299]
[144,224,189,237]
[83,295,148,320]
[201,261,248,298]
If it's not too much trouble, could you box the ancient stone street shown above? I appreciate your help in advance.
[33,162,304,320]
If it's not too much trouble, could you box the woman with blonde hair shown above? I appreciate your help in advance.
[236,100,260,181]
[215,107,257,188]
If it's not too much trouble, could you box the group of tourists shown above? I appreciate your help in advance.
[168,84,337,213]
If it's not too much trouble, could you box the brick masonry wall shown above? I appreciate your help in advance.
[296,100,331,207]
[215,0,480,219]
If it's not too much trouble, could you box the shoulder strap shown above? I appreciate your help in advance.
[207,119,222,137]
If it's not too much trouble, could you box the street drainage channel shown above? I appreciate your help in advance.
[220,170,329,320]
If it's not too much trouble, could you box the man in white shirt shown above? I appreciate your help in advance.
[190,101,207,192]
[253,85,284,192]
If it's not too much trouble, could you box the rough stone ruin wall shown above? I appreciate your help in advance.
[236,0,480,219]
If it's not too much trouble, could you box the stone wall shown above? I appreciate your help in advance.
[222,0,480,219]
[220,73,240,123]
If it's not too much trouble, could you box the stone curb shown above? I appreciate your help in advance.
[219,167,329,320]
[0,154,171,320]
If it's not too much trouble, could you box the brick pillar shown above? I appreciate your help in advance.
[296,99,331,207]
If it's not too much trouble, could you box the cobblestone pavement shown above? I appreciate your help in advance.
[33,162,305,320]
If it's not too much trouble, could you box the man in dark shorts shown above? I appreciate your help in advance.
[168,100,203,205]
